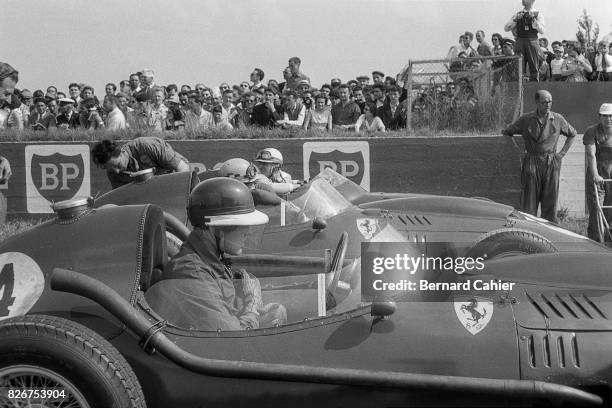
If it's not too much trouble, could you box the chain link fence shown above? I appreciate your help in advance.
[398,55,523,133]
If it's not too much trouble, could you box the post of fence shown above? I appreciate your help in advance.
[405,60,413,133]
[518,55,524,117]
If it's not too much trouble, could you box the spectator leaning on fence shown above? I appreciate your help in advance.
[560,42,592,82]
[584,103,612,241]
[591,41,612,82]
[502,90,577,223]
[377,86,407,131]
[504,0,544,81]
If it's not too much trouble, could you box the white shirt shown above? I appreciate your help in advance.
[594,53,612,72]
[105,107,127,131]
[283,104,306,127]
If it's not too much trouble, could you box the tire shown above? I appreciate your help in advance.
[0,315,146,408]
[466,228,557,260]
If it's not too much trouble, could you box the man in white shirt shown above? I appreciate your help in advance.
[103,95,126,131]
[276,90,305,129]
[185,93,213,131]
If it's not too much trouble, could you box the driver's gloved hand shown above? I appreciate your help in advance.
[237,270,263,313]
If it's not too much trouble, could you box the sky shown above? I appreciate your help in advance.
[2,0,612,94]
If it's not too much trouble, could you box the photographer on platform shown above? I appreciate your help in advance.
[504,0,545,81]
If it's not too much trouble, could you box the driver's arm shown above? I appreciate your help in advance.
[176,160,190,172]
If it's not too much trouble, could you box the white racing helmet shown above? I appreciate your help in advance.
[254,148,283,166]
[219,158,259,183]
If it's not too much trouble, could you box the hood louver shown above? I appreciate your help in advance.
[397,214,432,226]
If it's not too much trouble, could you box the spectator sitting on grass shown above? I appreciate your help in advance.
[356,103,385,133]
[103,94,126,131]
[303,94,332,131]
[78,97,104,130]
[252,87,282,128]
[28,97,57,131]
[212,104,233,131]
[55,98,80,130]
[234,92,256,129]
[185,93,213,131]
[275,89,305,129]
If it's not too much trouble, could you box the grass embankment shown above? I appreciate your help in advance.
[0,126,504,142]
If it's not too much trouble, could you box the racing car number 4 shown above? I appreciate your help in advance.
[0,252,45,320]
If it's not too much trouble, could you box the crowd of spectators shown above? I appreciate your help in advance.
[0,57,411,134]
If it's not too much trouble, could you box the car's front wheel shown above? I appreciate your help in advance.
[466,228,557,260]
[0,314,146,408]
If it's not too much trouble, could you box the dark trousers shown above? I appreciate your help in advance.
[520,153,560,222]
[515,38,541,81]
[586,148,612,241]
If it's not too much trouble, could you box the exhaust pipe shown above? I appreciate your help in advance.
[50,268,602,406]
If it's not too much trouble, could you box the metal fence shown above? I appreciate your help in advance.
[398,55,523,133]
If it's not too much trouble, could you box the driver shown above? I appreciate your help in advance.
[146,177,287,330]
[219,158,282,205]
[254,148,301,195]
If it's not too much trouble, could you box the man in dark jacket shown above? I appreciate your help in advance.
[376,86,407,130]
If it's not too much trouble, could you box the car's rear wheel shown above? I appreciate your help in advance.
[0,315,146,408]
[466,228,557,260]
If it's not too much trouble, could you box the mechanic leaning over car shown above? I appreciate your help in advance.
[584,103,612,242]
[502,90,577,223]
[91,136,190,189]
[145,177,287,330]
[253,148,300,195]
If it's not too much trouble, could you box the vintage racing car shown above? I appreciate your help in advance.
[0,171,611,407]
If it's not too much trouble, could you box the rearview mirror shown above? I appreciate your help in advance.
[312,217,327,231]
[371,301,397,318]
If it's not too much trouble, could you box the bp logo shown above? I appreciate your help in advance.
[303,141,370,190]
[25,145,91,213]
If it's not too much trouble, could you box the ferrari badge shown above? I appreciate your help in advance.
[356,218,379,240]
[454,296,493,335]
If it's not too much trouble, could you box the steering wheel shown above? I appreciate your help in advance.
[327,232,348,300]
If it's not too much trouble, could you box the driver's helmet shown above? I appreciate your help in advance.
[254,148,283,166]
[187,177,269,227]
[219,158,258,183]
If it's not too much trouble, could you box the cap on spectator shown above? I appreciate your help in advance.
[372,70,384,77]
[58,97,75,105]
[330,78,341,86]
[356,75,370,81]
[347,79,358,86]
[600,103,612,115]
[141,68,155,77]
[298,79,310,86]
[501,38,515,47]
[21,89,32,98]
[33,90,45,98]
[166,95,180,104]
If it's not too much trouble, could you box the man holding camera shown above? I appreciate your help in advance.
[504,0,545,81]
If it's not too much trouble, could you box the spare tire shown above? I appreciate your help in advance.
[0,314,146,408]
[466,228,557,260]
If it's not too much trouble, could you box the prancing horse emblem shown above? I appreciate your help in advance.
[356,218,379,240]
[454,296,493,335]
